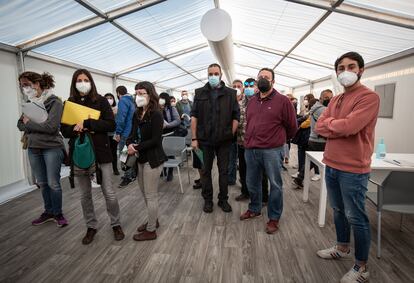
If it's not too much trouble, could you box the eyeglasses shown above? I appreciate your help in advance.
[244,81,255,87]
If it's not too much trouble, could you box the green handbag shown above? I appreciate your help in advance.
[72,133,96,169]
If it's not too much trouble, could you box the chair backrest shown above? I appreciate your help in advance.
[162,136,186,157]
[381,171,414,206]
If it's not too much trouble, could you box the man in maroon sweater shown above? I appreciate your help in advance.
[240,67,297,234]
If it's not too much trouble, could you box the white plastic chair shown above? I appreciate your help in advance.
[162,136,187,193]
[367,171,414,258]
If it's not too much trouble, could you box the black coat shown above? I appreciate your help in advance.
[127,110,167,169]
[191,81,239,146]
[61,94,115,164]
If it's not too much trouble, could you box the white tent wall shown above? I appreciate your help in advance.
[0,50,25,188]
[293,54,414,154]
[24,57,114,101]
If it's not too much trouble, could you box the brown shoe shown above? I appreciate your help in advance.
[82,228,97,245]
[240,210,261,221]
[266,219,279,234]
[137,219,160,232]
[133,230,157,241]
[113,225,125,241]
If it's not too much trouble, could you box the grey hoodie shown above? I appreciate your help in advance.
[309,101,326,143]
[17,93,64,149]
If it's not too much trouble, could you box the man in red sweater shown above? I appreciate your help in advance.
[315,52,380,283]
[239,67,297,234]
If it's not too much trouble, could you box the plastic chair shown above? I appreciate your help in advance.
[367,171,414,258]
[162,136,188,193]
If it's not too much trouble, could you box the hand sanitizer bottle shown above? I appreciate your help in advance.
[376,138,386,159]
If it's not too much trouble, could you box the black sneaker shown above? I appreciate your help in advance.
[203,201,213,213]
[113,225,125,241]
[235,194,249,201]
[194,179,201,184]
[218,200,232,213]
[118,178,131,188]
[166,172,173,182]
[293,178,303,189]
[193,182,202,190]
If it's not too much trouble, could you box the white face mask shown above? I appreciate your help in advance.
[182,95,188,100]
[337,71,359,87]
[107,98,114,105]
[235,88,241,96]
[23,86,38,99]
[135,95,148,108]
[171,102,177,107]
[303,100,309,106]
[159,98,166,106]
[76,82,91,94]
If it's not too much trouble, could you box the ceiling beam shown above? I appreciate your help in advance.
[111,21,204,83]
[154,66,206,84]
[273,0,345,70]
[17,0,166,52]
[235,63,312,83]
[115,43,208,76]
[234,41,333,69]
[0,42,18,54]
[284,0,414,30]
[173,77,207,90]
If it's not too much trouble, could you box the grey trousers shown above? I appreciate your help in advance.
[137,162,163,232]
[75,163,121,229]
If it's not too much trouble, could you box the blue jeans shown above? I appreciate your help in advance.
[245,147,284,220]
[28,148,64,215]
[118,136,136,180]
[325,166,371,263]
[227,141,238,184]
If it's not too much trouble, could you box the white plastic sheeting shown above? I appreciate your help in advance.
[34,23,159,73]
[0,0,93,45]
[117,0,214,54]
[0,0,413,91]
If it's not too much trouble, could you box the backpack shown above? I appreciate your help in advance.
[72,133,96,169]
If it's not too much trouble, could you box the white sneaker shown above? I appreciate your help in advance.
[317,245,352,259]
[291,172,299,178]
[311,174,321,181]
[91,180,100,189]
[340,265,369,283]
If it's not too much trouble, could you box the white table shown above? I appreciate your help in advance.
[302,151,414,227]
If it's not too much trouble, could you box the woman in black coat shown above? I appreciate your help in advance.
[61,69,124,245]
[126,81,167,241]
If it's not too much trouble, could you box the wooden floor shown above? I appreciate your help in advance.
[0,156,413,283]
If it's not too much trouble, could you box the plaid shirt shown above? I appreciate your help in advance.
[237,97,248,145]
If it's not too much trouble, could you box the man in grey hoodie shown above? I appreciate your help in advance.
[308,89,333,181]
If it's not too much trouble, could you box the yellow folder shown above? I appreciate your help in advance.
[61,100,101,125]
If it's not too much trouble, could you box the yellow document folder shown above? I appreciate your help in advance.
[61,100,101,125]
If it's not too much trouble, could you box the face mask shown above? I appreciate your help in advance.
[23,86,38,99]
[208,75,220,88]
[182,95,188,100]
[303,100,309,106]
[76,82,91,94]
[135,95,148,108]
[107,98,114,105]
[322,99,330,107]
[337,71,359,87]
[244,88,255,97]
[159,98,166,106]
[257,78,271,93]
[171,102,177,107]
[235,88,241,96]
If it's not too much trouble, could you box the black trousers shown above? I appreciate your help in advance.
[109,136,118,172]
[238,145,269,202]
[200,142,231,202]
[297,141,326,181]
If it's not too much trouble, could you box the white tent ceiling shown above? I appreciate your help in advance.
[0,0,413,92]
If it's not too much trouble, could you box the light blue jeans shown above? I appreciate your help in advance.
[28,148,64,215]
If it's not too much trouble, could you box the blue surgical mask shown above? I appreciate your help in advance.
[208,75,220,88]
[244,88,255,97]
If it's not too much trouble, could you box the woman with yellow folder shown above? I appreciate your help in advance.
[61,69,124,245]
